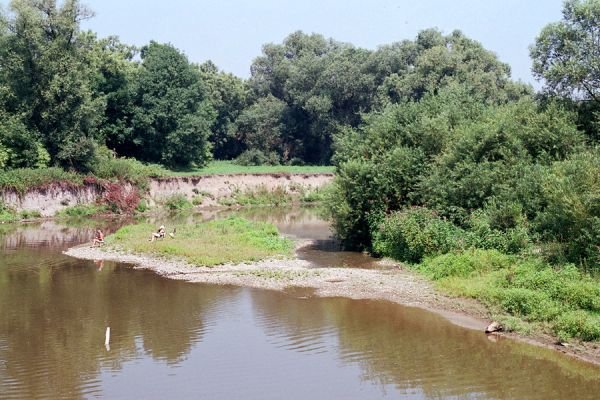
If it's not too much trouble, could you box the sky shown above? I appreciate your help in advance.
[3,0,565,86]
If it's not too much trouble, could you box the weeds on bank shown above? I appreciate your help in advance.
[416,249,600,342]
[107,217,293,267]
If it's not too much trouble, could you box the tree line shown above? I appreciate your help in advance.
[0,0,537,171]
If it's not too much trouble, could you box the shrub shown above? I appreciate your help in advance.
[101,182,141,214]
[19,210,42,219]
[554,311,600,341]
[163,194,192,211]
[465,204,531,254]
[234,149,280,166]
[233,185,291,206]
[57,204,105,218]
[418,249,512,280]
[92,151,167,190]
[135,199,149,213]
[373,207,464,263]
[192,195,204,206]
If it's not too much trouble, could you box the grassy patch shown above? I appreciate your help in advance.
[166,160,334,176]
[106,217,294,267]
[415,249,600,342]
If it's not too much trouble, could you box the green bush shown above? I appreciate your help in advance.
[92,151,167,190]
[163,194,192,211]
[57,204,105,218]
[373,207,464,263]
[418,249,512,280]
[234,149,280,166]
[554,310,600,341]
[135,199,149,213]
[232,185,291,206]
[419,249,600,341]
[19,209,42,219]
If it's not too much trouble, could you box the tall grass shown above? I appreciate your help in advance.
[417,249,600,342]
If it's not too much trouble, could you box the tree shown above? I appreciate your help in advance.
[0,0,103,170]
[531,0,600,103]
[128,42,215,168]
[531,0,600,141]
[197,61,248,160]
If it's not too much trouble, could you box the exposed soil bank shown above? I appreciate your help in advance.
[1,173,334,216]
[148,173,334,206]
[64,242,600,367]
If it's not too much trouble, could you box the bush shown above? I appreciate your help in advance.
[19,210,42,219]
[373,207,464,263]
[232,185,291,206]
[465,203,531,254]
[554,311,600,341]
[163,194,192,211]
[57,204,105,218]
[234,149,280,166]
[418,249,512,280]
[92,150,167,190]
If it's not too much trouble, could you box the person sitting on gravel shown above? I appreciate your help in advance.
[149,225,166,242]
[92,229,105,247]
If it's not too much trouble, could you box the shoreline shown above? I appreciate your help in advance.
[64,242,600,368]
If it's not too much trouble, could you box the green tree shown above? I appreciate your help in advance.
[198,61,248,159]
[129,42,215,168]
[531,0,600,140]
[0,0,104,170]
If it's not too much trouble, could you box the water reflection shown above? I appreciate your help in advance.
[0,212,599,399]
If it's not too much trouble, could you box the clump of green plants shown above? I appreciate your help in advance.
[232,185,291,207]
[0,167,84,194]
[57,204,107,218]
[0,201,18,222]
[107,217,293,266]
[92,150,168,190]
[192,194,204,206]
[373,207,464,263]
[19,209,42,219]
[417,249,600,341]
[162,194,192,211]
[234,149,280,166]
[300,184,333,203]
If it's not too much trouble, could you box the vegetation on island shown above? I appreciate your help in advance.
[106,217,293,266]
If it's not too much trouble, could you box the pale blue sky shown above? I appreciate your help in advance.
[3,1,566,86]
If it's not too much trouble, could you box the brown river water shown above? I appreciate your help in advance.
[1,208,600,399]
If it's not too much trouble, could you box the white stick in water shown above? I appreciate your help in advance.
[105,327,111,351]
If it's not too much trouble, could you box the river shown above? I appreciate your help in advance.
[1,208,599,399]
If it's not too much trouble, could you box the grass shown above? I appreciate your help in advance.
[106,217,294,267]
[414,249,600,342]
[166,160,335,176]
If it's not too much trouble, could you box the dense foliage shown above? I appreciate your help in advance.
[326,0,600,286]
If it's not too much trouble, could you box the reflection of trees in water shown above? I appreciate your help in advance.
[249,290,600,399]
[0,240,227,398]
